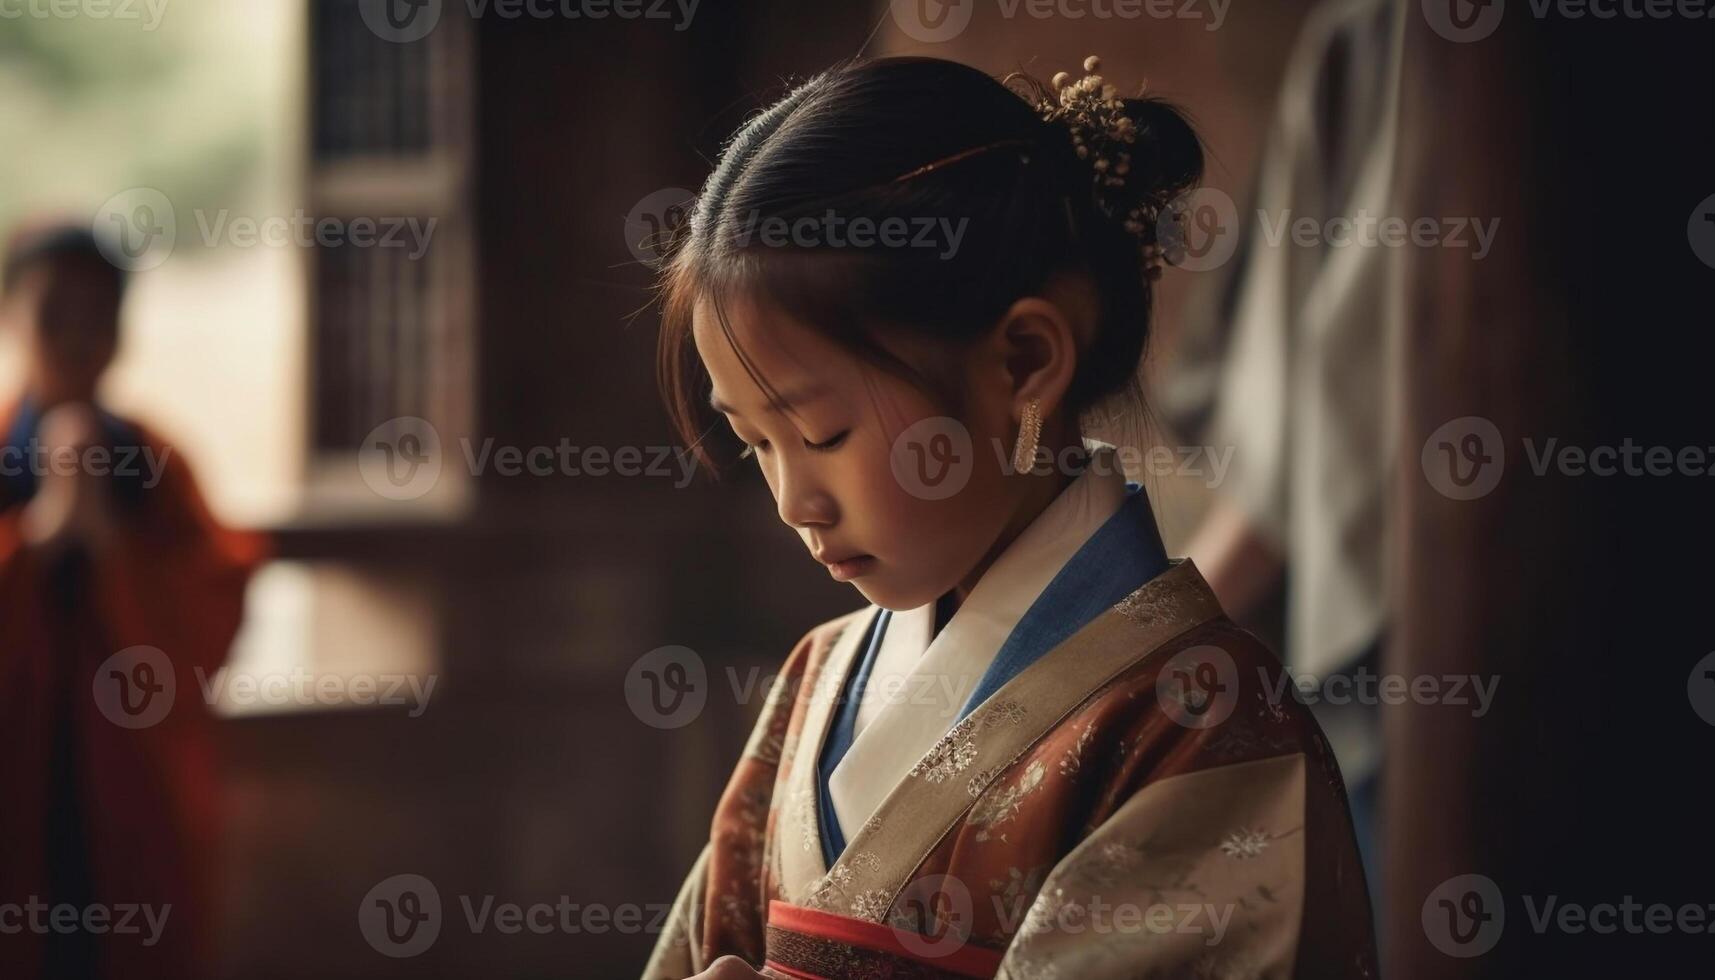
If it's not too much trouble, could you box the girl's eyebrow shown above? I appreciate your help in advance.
[709,383,830,417]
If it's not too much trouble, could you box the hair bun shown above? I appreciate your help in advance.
[1119,98,1203,207]
[1016,58,1204,274]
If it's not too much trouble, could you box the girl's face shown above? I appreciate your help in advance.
[693,293,1023,612]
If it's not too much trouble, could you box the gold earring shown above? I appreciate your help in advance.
[1011,398,1042,474]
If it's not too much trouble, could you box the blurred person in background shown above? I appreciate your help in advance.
[1159,0,1406,913]
[0,221,263,979]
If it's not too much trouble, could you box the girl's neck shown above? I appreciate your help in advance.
[945,426,1083,610]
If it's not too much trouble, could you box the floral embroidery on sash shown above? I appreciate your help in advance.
[1219,827,1274,860]
[789,786,818,854]
[1111,571,1200,628]
[850,888,893,921]
[908,715,977,783]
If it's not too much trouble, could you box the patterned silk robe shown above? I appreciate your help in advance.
[643,488,1375,980]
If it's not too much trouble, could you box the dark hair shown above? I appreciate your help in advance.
[2,223,128,301]
[656,56,1202,469]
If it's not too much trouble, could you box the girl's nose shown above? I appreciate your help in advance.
[775,469,836,529]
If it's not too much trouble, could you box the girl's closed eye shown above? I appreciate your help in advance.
[804,430,849,452]
[737,431,848,459]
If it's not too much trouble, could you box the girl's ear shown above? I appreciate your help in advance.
[986,294,1080,423]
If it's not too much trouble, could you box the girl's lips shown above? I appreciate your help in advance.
[825,555,875,582]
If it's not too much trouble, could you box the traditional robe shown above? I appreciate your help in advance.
[644,450,1375,979]
[0,401,264,980]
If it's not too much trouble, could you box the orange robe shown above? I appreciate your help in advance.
[0,405,264,979]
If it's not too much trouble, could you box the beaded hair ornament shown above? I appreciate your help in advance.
[893,55,1182,280]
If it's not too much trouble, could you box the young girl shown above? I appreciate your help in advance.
[644,56,1374,980]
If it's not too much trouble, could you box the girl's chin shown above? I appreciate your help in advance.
[846,574,941,613]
